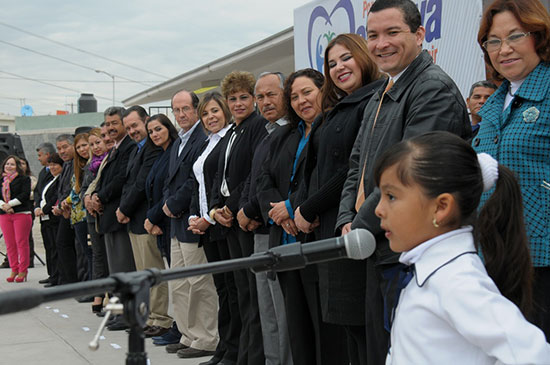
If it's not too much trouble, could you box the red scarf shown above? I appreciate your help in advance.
[2,172,18,202]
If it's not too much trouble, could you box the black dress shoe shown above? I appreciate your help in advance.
[199,357,223,365]
[44,282,58,288]
[107,318,129,331]
[38,278,51,284]
[76,296,95,303]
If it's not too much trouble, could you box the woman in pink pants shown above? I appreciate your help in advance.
[0,155,32,283]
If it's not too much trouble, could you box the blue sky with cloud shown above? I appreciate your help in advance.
[0,0,310,116]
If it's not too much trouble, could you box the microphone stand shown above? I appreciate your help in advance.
[0,253,278,365]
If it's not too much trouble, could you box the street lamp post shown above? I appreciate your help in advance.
[95,69,115,106]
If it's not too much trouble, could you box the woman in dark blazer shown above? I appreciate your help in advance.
[257,68,342,365]
[0,155,32,282]
[188,92,239,364]
[144,114,179,263]
[36,153,63,287]
[293,34,385,364]
[209,71,268,365]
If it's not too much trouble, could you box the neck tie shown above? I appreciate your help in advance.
[382,263,414,333]
[355,79,394,212]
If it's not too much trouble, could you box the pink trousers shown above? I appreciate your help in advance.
[0,213,32,273]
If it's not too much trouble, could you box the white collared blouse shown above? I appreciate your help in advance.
[387,227,550,364]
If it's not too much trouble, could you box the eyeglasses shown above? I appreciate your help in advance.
[172,106,192,115]
[482,32,531,52]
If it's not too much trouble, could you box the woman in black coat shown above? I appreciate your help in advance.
[257,68,346,365]
[188,92,240,364]
[144,114,179,262]
[209,71,268,365]
[293,34,384,365]
[0,155,32,282]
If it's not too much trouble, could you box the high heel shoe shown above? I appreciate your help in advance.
[6,271,17,283]
[15,271,27,283]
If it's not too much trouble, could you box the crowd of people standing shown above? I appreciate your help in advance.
[2,0,550,363]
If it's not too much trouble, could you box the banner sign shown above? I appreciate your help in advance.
[294,0,486,98]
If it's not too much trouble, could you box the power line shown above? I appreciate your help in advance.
[0,70,115,102]
[0,39,152,87]
[0,76,163,83]
[0,21,170,79]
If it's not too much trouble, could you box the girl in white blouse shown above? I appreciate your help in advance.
[373,131,550,364]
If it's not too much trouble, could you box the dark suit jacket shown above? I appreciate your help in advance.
[256,125,308,249]
[0,175,32,214]
[164,123,206,242]
[119,142,161,234]
[57,160,73,208]
[40,176,60,223]
[95,135,137,234]
[34,167,53,210]
[210,111,268,216]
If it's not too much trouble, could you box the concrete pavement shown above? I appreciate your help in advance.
[0,220,214,365]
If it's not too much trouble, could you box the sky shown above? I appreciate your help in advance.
[0,0,312,116]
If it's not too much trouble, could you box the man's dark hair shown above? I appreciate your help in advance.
[171,90,199,110]
[123,105,149,122]
[36,142,55,155]
[370,0,422,32]
[468,80,498,98]
[103,106,126,120]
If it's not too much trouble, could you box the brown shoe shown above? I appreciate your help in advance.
[143,325,170,338]
[165,342,188,353]
[176,347,216,359]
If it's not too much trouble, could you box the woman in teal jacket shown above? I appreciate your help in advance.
[475,0,550,339]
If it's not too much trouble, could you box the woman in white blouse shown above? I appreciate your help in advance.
[188,91,239,364]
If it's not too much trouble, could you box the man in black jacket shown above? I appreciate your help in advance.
[236,71,292,365]
[162,90,217,359]
[33,142,55,285]
[52,134,78,285]
[116,106,171,337]
[92,107,136,274]
[336,1,471,363]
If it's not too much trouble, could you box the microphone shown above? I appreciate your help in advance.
[250,228,376,273]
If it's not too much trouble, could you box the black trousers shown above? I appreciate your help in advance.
[345,324,367,365]
[278,266,348,365]
[533,267,550,341]
[40,218,59,282]
[87,220,109,280]
[55,217,77,284]
[202,237,240,363]
[225,227,265,365]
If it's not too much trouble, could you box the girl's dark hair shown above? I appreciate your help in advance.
[145,114,179,149]
[283,68,324,128]
[374,131,533,316]
[1,155,24,175]
[321,33,381,111]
